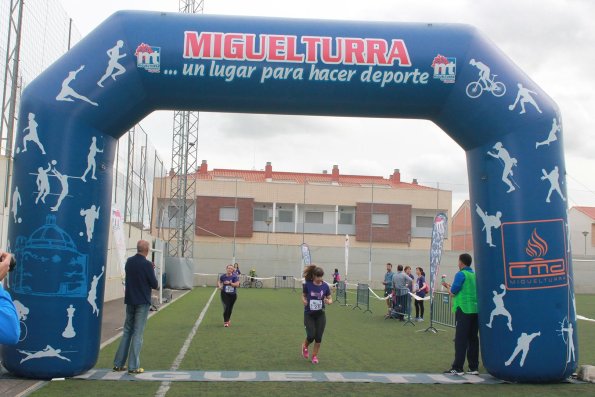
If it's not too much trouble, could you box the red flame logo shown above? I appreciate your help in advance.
[525,228,548,258]
[431,54,449,67]
[135,43,154,56]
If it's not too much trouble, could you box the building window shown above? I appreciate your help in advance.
[372,213,389,226]
[305,211,324,224]
[278,210,294,223]
[339,212,354,225]
[416,216,434,228]
[219,207,238,222]
[254,208,269,222]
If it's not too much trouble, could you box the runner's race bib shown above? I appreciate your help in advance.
[309,299,323,311]
[224,285,235,293]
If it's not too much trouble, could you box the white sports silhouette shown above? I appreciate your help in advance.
[536,118,561,149]
[18,345,71,363]
[509,83,542,114]
[11,186,22,223]
[475,204,502,248]
[56,65,98,106]
[80,205,100,242]
[50,166,70,212]
[87,266,105,316]
[560,320,575,364]
[35,163,52,204]
[486,284,512,331]
[97,40,126,87]
[20,112,46,154]
[487,142,517,193]
[81,137,103,182]
[505,331,540,367]
[540,166,565,203]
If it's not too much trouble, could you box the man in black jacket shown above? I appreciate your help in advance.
[112,240,158,374]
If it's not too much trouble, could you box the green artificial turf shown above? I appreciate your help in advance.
[32,289,595,396]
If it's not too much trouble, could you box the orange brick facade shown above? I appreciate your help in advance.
[451,200,474,251]
[355,202,412,243]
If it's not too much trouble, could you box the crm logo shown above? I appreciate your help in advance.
[502,219,567,290]
[431,54,456,84]
[135,43,160,73]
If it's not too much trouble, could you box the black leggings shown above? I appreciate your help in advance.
[304,311,326,343]
[221,291,237,322]
[415,299,425,318]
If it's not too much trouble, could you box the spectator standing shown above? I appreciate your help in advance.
[332,268,341,286]
[414,267,428,321]
[113,240,159,374]
[382,263,394,318]
[442,253,479,375]
[392,265,412,321]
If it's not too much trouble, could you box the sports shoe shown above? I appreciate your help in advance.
[443,368,464,376]
[311,355,319,364]
[224,322,229,327]
[302,344,309,359]
[128,368,144,374]
[112,366,127,372]
[466,370,480,375]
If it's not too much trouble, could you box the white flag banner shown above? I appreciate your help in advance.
[344,234,350,279]
[429,213,448,295]
[301,243,312,265]
[111,203,127,282]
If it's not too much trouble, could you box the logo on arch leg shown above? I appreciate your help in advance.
[502,219,567,290]
[135,43,161,73]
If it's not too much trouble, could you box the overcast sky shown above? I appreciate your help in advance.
[58,0,595,211]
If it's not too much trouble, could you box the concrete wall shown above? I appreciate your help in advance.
[190,241,595,294]
[192,240,464,290]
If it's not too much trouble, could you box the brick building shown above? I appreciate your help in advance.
[152,161,452,250]
[451,200,473,251]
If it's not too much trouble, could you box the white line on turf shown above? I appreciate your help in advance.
[154,287,218,397]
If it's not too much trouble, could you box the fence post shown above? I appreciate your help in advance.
[336,281,347,306]
[353,283,372,313]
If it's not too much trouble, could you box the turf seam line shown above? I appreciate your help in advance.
[154,287,218,397]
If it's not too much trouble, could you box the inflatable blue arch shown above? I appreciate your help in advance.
[4,11,576,382]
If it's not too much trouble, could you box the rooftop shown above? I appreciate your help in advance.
[188,161,434,190]
[574,206,595,220]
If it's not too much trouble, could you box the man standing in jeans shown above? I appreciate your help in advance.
[392,264,412,321]
[113,240,158,374]
[442,253,479,375]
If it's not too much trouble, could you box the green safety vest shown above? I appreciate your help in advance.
[452,268,478,314]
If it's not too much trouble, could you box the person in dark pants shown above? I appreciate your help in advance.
[218,264,240,327]
[414,267,428,321]
[113,240,159,374]
[301,265,332,364]
[442,253,479,375]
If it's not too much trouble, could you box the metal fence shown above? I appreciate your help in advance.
[430,291,456,327]
[274,275,296,291]
[335,281,347,305]
[352,283,372,313]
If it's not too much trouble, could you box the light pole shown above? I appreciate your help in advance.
[265,218,272,244]
[583,231,589,256]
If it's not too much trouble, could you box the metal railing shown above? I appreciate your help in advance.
[352,283,372,313]
[430,291,456,327]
